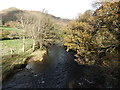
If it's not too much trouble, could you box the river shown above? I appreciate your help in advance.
[3,45,77,88]
[2,45,116,89]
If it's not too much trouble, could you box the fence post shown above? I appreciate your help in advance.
[10,48,14,54]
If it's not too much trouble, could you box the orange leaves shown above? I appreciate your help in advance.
[64,1,120,65]
[64,19,96,65]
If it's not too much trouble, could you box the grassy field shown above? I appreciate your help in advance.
[0,26,21,33]
[1,39,33,56]
[0,26,32,55]
[0,27,15,30]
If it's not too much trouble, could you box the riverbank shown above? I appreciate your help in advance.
[1,49,47,83]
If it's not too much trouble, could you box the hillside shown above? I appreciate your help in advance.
[0,7,70,26]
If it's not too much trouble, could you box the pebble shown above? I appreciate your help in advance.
[34,74,38,77]
[42,81,45,83]
[78,82,83,85]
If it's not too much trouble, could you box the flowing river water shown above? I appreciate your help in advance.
[3,45,77,88]
[2,45,116,89]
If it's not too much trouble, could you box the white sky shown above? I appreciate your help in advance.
[0,0,93,19]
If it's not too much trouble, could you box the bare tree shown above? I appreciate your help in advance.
[29,10,57,51]
[15,12,34,52]
[15,10,58,52]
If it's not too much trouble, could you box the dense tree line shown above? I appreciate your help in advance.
[64,1,120,65]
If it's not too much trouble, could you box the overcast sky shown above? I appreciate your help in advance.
[0,0,94,19]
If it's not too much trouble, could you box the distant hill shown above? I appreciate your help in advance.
[0,7,70,26]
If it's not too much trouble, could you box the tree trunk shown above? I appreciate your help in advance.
[10,48,14,54]
[32,39,35,51]
[22,36,25,52]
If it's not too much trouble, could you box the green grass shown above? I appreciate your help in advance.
[1,39,33,56]
[0,26,21,32]
[0,27,14,30]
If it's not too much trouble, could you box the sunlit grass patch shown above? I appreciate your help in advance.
[0,39,33,56]
[0,26,21,32]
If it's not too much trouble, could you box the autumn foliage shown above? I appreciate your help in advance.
[64,1,120,65]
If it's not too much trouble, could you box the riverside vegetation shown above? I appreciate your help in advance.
[1,0,120,88]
